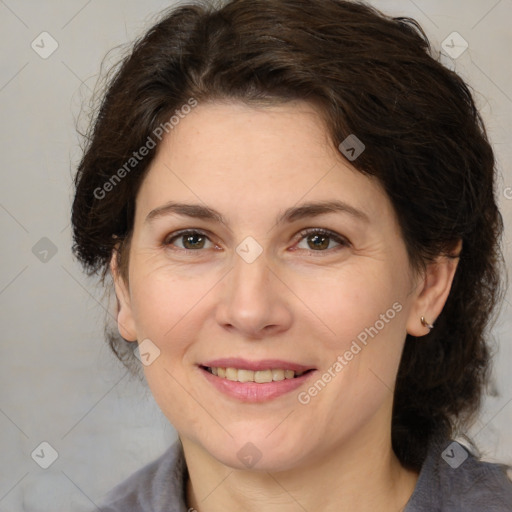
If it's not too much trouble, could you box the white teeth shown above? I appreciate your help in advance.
[225,367,238,381]
[208,366,308,382]
[272,369,285,381]
[284,369,295,379]
[254,369,273,383]
[237,369,254,382]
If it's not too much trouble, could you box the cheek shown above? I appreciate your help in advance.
[129,264,208,342]
[129,270,206,425]
[298,265,408,428]
[294,262,406,351]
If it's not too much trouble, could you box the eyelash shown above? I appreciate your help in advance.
[163,228,350,255]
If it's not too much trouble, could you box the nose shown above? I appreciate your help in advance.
[215,250,293,339]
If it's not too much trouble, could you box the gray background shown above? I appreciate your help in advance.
[1,0,511,510]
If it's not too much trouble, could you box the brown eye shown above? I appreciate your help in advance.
[306,233,330,250]
[164,230,213,250]
[296,228,349,253]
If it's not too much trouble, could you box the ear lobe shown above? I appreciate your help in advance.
[406,242,462,337]
[110,246,137,342]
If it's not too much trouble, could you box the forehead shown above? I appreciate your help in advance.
[155,100,334,179]
[135,100,393,227]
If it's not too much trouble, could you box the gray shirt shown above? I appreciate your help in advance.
[97,435,512,511]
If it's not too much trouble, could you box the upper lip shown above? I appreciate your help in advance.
[201,358,316,372]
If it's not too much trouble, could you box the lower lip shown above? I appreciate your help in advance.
[199,366,316,403]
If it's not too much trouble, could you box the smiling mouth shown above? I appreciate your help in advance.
[201,366,315,383]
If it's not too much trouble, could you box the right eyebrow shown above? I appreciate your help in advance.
[145,202,227,225]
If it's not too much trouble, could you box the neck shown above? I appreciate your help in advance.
[182,426,419,512]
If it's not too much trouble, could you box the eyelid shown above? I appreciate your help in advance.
[163,227,351,255]
[294,227,351,251]
[163,229,217,249]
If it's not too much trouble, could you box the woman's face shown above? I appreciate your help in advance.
[113,100,437,471]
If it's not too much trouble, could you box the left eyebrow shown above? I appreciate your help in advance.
[276,200,370,224]
[144,199,370,226]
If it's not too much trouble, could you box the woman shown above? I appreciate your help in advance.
[71,0,512,510]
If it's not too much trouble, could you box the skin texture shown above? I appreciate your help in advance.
[111,101,460,511]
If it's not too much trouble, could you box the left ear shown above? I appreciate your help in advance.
[406,240,462,337]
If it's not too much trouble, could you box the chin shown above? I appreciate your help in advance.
[201,429,313,473]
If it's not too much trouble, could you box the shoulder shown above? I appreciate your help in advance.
[96,440,188,512]
[405,437,512,512]
[439,448,512,511]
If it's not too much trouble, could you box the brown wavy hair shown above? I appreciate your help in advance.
[71,0,504,471]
